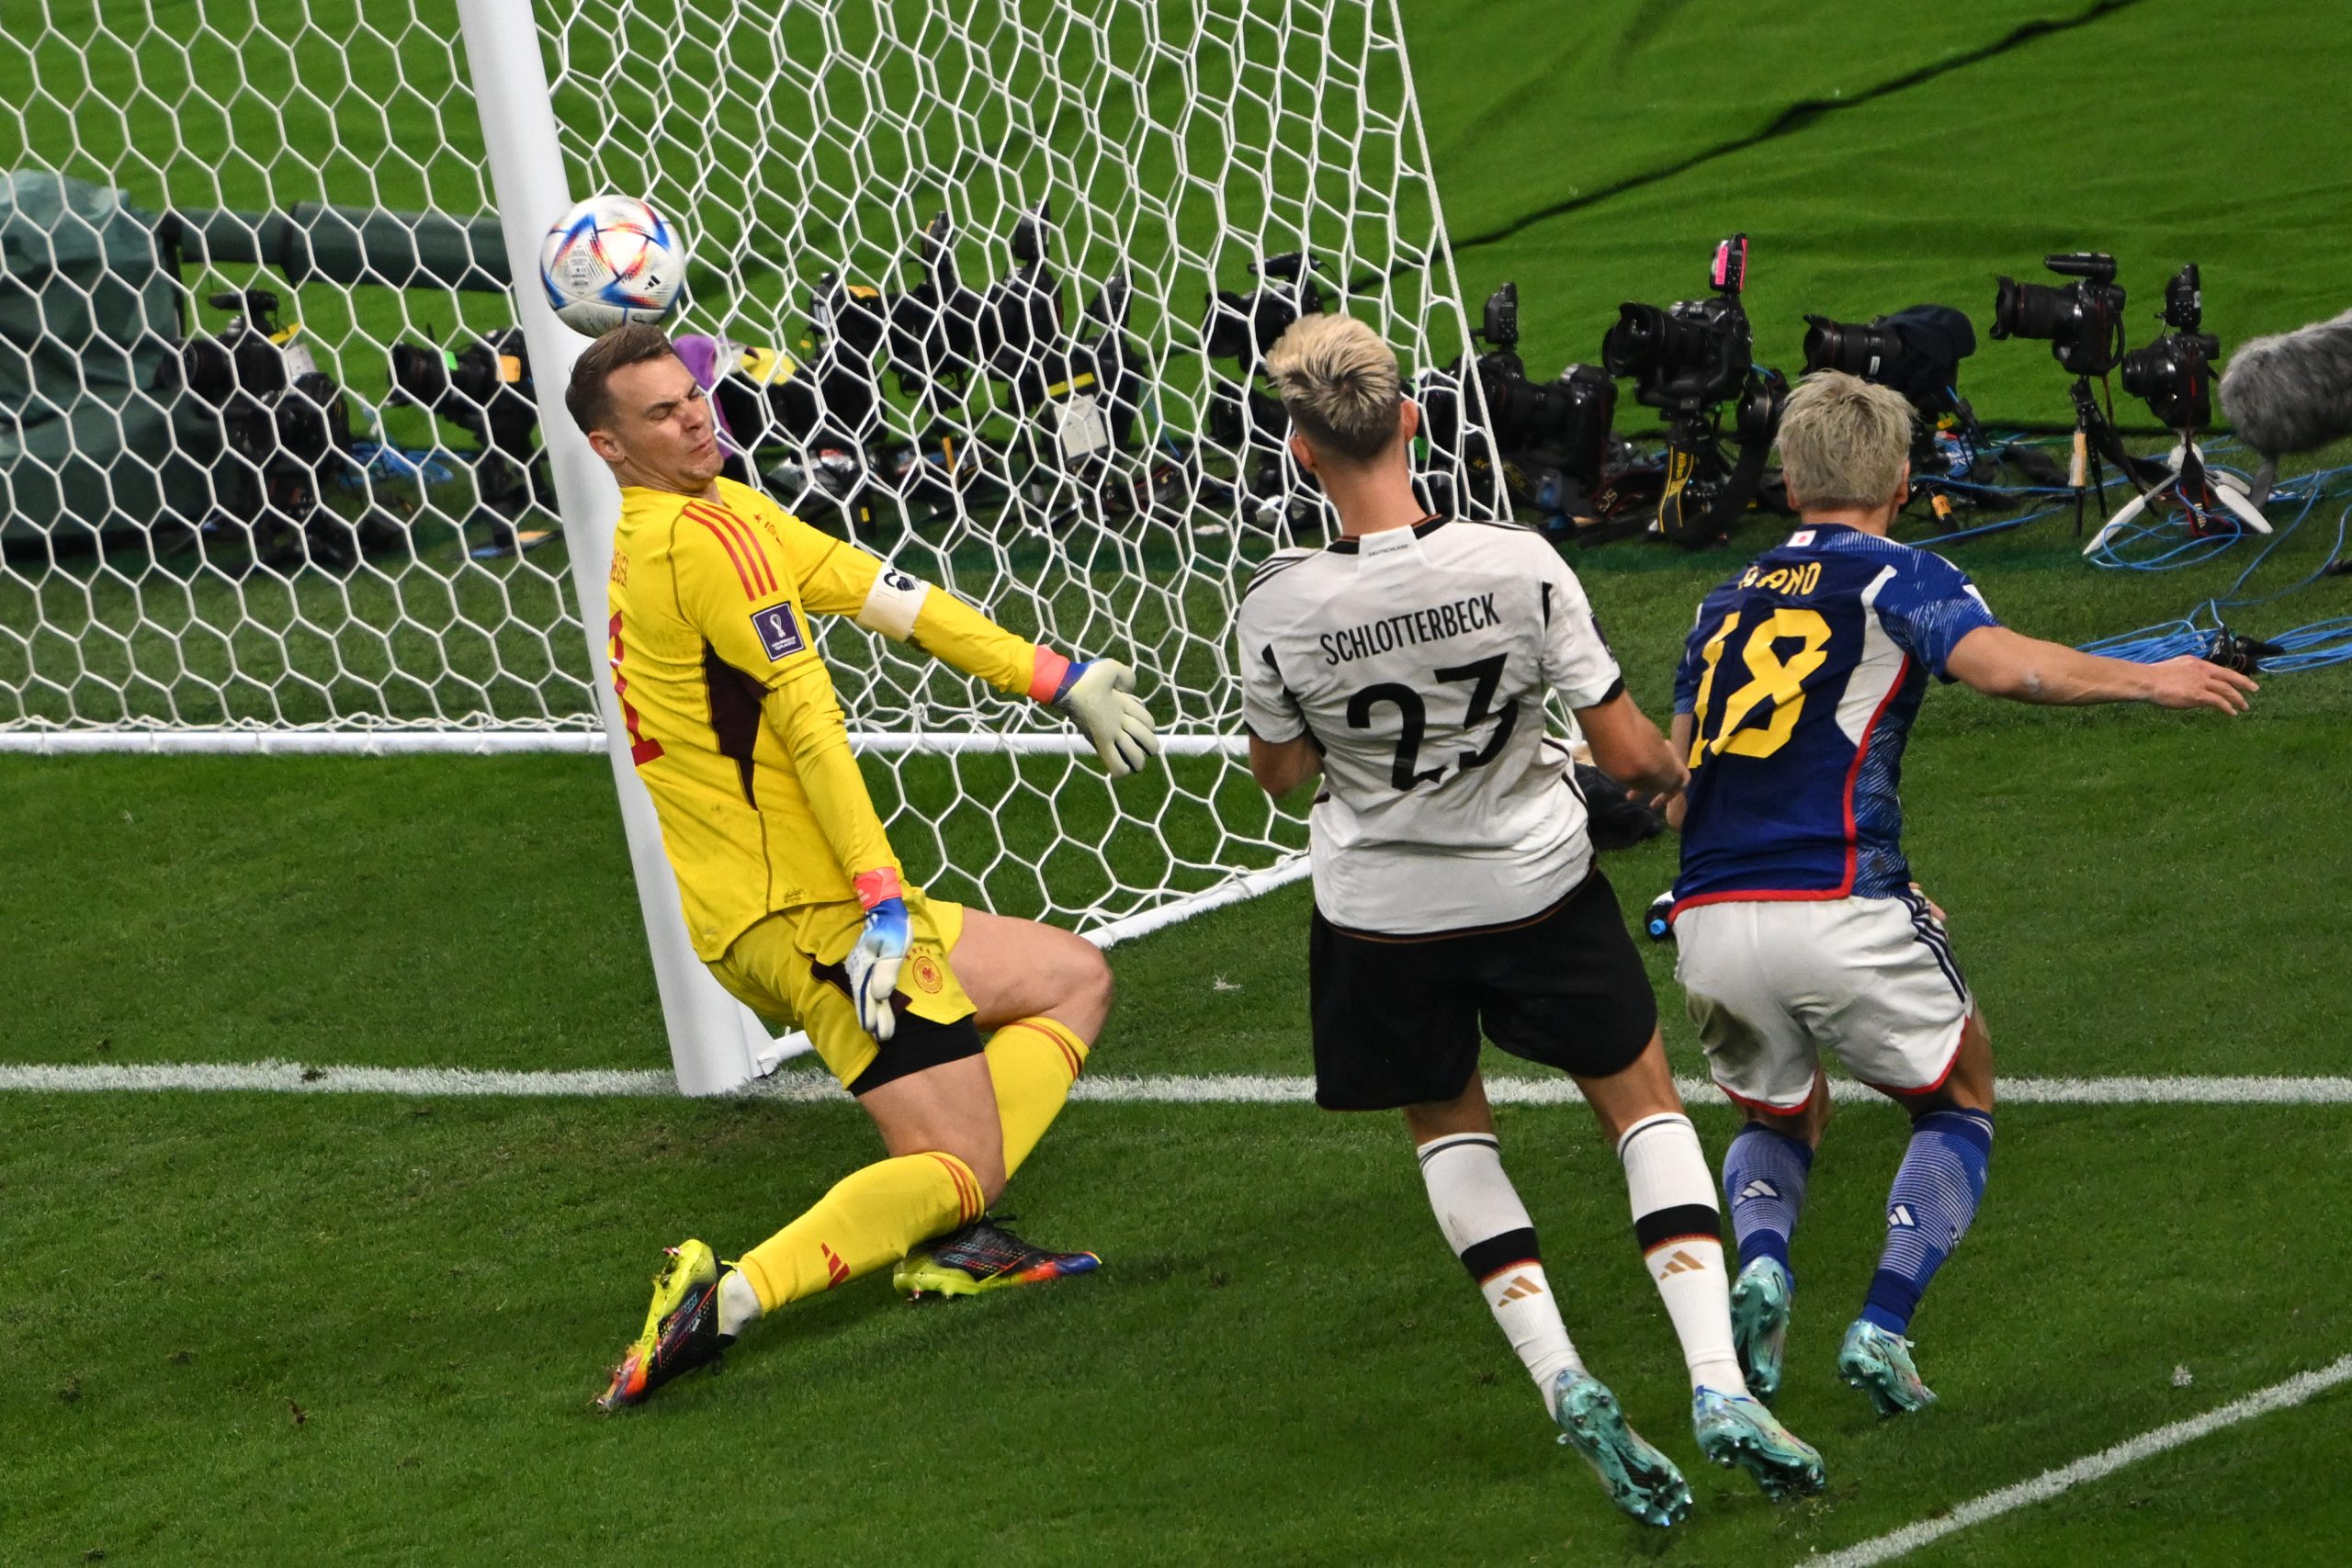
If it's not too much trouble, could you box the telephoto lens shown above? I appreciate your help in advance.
[1990,276,2070,341]
[1802,315,1904,378]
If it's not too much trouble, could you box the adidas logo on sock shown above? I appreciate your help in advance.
[1657,1249,1707,1277]
[1736,1179,1781,1202]
[1889,1203,1917,1228]
[1498,1274,1545,1302]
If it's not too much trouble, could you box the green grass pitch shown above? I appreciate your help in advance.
[8,0,2352,1562]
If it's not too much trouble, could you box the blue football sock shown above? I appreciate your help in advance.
[1861,1109,1995,1337]
[1722,1122,1814,1281]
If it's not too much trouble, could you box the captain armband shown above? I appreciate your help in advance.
[854,566,932,641]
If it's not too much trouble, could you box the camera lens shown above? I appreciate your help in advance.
[1602,303,1674,376]
[2117,342,2171,400]
[388,344,451,406]
[181,337,236,405]
[1801,315,1903,378]
[1992,278,2071,343]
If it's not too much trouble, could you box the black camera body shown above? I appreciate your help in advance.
[1992,252,2128,378]
[1203,251,1327,367]
[1602,235,1755,413]
[388,329,537,457]
[1593,236,1787,547]
[1421,283,1617,528]
[2117,263,2221,430]
[180,288,381,568]
[886,211,983,411]
[1202,252,1327,487]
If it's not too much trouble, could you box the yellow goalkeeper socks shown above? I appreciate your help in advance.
[725,1018,1088,1325]
[987,1016,1091,1176]
[733,1150,985,1314]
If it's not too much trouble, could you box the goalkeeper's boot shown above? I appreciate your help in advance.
[891,1218,1101,1300]
[1549,1367,1692,1529]
[1728,1256,1794,1404]
[1838,1318,1938,1417]
[595,1239,733,1412]
[1692,1387,1827,1501]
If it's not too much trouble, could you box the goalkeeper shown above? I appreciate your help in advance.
[571,325,1159,1411]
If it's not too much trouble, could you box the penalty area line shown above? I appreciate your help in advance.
[1807,1352,2352,1568]
[1,1063,2351,1105]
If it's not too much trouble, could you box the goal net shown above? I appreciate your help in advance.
[0,0,1485,942]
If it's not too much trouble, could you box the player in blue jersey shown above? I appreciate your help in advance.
[1665,372,2256,1416]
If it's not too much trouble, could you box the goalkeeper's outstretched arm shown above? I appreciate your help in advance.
[788,516,1161,777]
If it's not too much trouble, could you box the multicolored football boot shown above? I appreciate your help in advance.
[595,1238,733,1412]
[1692,1386,1827,1500]
[1838,1318,1938,1416]
[1729,1256,1794,1403]
[891,1218,1100,1300]
[1550,1367,1693,1528]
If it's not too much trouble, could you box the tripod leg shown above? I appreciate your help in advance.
[2083,481,2167,555]
[2214,482,2273,536]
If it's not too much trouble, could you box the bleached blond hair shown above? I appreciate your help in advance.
[1777,370,1914,511]
[1263,313,1404,464]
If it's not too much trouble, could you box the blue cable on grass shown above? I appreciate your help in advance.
[2081,489,2352,672]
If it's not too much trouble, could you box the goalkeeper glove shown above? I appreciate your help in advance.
[1052,659,1159,779]
[844,869,911,1042]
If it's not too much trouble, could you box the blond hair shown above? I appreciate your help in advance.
[1263,314,1404,464]
[1776,371,1914,511]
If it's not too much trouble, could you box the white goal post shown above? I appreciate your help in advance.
[0,0,1490,1091]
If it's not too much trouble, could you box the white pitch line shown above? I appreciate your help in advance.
[2,1062,2351,1105]
[1809,1352,2352,1568]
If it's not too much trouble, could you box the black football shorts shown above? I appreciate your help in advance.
[1307,867,1658,1111]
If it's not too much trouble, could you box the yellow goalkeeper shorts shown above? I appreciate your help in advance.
[707,886,982,1095]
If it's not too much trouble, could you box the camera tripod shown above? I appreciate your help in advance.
[2062,376,2146,535]
[2081,432,2270,556]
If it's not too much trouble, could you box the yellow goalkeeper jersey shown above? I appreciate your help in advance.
[606,476,1062,961]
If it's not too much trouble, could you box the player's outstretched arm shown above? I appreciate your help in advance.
[789,522,1160,778]
[1943,626,2256,714]
[1576,691,1690,799]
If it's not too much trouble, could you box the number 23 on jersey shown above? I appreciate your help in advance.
[1684,606,1832,768]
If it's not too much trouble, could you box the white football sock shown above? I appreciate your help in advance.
[718,1269,763,1340]
[1419,1132,1584,1416]
[1618,1112,1747,1395]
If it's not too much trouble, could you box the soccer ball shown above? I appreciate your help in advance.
[539,195,684,335]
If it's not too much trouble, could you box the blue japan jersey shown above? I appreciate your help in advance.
[1671,525,1999,908]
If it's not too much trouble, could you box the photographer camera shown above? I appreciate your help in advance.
[1419,282,1618,539]
[181,288,396,572]
[388,327,555,558]
[1988,251,2158,530]
[2085,263,2269,553]
[1800,305,1984,515]
[1202,251,1328,503]
[1600,234,1789,548]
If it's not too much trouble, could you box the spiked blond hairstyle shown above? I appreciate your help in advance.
[1777,370,1914,512]
[1263,313,1405,464]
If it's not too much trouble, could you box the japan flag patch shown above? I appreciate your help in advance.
[752,603,806,661]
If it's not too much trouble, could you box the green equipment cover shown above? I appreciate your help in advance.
[0,169,210,545]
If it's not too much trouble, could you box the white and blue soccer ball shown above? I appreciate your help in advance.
[539,194,684,335]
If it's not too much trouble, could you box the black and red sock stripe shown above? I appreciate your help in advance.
[1634,1203,1723,1255]
[1459,1226,1544,1285]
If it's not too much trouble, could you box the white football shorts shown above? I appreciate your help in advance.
[1672,892,1972,1111]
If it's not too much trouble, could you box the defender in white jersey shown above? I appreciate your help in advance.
[1234,316,1823,1528]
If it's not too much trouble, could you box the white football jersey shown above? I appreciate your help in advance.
[1236,516,1624,936]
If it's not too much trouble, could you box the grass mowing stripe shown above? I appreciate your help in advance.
[1808,1352,2352,1568]
[6,1062,2351,1104]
